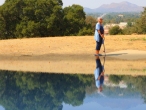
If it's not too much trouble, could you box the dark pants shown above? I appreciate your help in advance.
[96,41,102,50]
[96,36,103,50]
[96,59,102,70]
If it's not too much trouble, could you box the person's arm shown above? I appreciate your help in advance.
[96,24,104,39]
[98,30,103,37]
[98,72,104,80]
[98,31,104,39]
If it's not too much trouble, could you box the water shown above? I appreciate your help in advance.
[0,56,146,110]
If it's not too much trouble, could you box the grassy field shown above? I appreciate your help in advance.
[0,35,146,55]
[0,35,146,75]
[0,35,145,56]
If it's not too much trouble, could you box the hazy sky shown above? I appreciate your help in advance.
[62,0,146,8]
[0,0,5,6]
[0,0,146,8]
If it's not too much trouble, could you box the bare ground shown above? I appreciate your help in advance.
[0,35,146,75]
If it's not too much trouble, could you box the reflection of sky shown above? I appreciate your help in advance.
[63,74,146,110]
[0,106,4,110]
[63,96,146,110]
[63,102,146,110]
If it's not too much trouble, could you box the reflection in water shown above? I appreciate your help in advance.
[0,71,93,110]
[109,75,146,103]
[94,56,105,92]
[0,70,146,109]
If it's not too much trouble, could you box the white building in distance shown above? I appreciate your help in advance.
[104,22,128,35]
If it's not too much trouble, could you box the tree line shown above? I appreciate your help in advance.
[87,12,140,24]
[86,9,146,35]
[0,0,92,39]
[0,0,145,39]
[108,8,146,35]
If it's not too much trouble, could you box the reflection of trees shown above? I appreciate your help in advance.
[109,75,146,103]
[109,75,123,84]
[0,71,94,110]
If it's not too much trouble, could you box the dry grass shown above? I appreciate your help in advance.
[0,35,145,56]
[0,35,146,75]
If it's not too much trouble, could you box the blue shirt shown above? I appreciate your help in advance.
[94,67,104,88]
[94,23,104,42]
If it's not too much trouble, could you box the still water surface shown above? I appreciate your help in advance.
[0,71,146,110]
[0,57,146,110]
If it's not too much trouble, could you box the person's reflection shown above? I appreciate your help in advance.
[94,56,105,92]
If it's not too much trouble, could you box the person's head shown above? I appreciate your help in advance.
[97,17,103,24]
[98,85,103,92]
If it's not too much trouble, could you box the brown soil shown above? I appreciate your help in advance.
[0,35,146,75]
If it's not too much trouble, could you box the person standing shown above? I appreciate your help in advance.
[94,17,105,56]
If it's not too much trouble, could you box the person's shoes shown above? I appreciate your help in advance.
[94,54,102,56]
[98,54,102,56]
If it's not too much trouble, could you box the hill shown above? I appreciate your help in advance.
[84,1,143,13]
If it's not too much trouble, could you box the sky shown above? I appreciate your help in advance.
[0,0,146,8]
[0,106,4,110]
[62,0,145,8]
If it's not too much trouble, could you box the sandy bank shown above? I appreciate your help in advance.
[0,35,146,75]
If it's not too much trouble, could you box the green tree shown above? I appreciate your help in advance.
[0,14,6,39]
[127,21,132,27]
[85,16,96,32]
[0,0,25,38]
[0,1,93,39]
[123,26,136,35]
[63,4,86,35]
[78,27,93,36]
[135,7,146,34]
[0,0,64,39]
[109,25,123,35]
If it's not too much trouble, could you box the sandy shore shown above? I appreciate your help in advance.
[0,55,146,75]
[0,35,145,55]
[0,35,146,75]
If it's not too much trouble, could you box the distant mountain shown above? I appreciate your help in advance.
[84,1,143,13]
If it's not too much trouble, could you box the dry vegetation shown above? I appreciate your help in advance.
[0,35,146,75]
[0,35,145,56]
